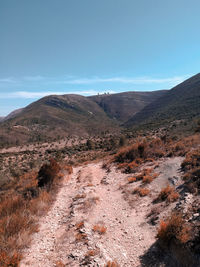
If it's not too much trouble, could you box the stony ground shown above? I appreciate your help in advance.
[20,157,183,267]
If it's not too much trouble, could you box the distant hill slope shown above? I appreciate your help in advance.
[89,91,167,123]
[0,90,168,145]
[0,94,119,145]
[125,73,200,128]
[3,108,24,121]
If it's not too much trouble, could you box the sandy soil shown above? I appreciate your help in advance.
[20,157,183,267]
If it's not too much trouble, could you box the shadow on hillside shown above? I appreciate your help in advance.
[139,241,177,267]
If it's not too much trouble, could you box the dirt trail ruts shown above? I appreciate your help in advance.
[20,157,183,267]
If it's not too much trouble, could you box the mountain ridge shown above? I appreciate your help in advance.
[0,90,166,145]
[125,73,200,128]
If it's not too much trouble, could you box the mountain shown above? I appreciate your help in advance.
[3,108,24,121]
[0,117,4,122]
[125,73,200,128]
[89,90,167,123]
[0,94,119,144]
[0,90,167,145]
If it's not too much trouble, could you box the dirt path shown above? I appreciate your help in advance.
[20,157,183,267]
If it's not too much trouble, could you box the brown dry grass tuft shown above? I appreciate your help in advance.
[105,261,119,267]
[55,260,65,267]
[75,233,87,242]
[157,213,191,245]
[76,221,84,230]
[85,249,99,257]
[142,175,153,184]
[155,185,179,203]
[133,187,150,197]
[114,138,166,166]
[92,224,107,234]
[0,251,21,267]
[127,177,136,183]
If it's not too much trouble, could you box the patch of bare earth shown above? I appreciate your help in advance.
[20,157,183,267]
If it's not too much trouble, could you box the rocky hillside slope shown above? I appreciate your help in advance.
[125,73,200,128]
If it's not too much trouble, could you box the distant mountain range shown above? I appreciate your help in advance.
[0,73,200,146]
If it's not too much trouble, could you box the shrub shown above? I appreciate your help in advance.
[86,139,94,150]
[128,177,136,183]
[181,149,200,171]
[157,213,190,245]
[0,251,21,267]
[119,136,126,147]
[155,185,179,203]
[92,224,107,234]
[114,138,166,171]
[142,175,153,184]
[181,149,200,194]
[133,187,150,197]
[76,221,84,230]
[75,233,87,242]
[37,158,61,189]
[85,250,98,257]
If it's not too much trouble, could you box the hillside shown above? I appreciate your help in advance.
[3,108,24,121]
[125,73,200,128]
[89,90,167,123]
[0,94,118,145]
[0,90,166,146]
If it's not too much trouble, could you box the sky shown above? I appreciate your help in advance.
[0,0,200,116]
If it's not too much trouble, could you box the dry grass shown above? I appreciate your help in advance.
[114,134,200,173]
[55,260,65,267]
[0,158,63,266]
[76,221,84,230]
[155,185,179,203]
[92,224,107,234]
[133,187,150,197]
[75,233,87,242]
[0,251,21,267]
[127,177,137,183]
[85,249,99,257]
[114,138,166,165]
[157,213,191,245]
[74,193,87,200]
[142,175,153,184]
[105,261,119,267]
[181,148,200,194]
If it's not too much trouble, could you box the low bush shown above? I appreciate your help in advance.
[181,149,200,194]
[133,187,150,197]
[155,185,179,203]
[128,177,136,183]
[37,158,61,189]
[92,224,107,234]
[157,213,190,245]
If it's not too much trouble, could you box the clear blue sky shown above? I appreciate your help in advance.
[0,0,200,115]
